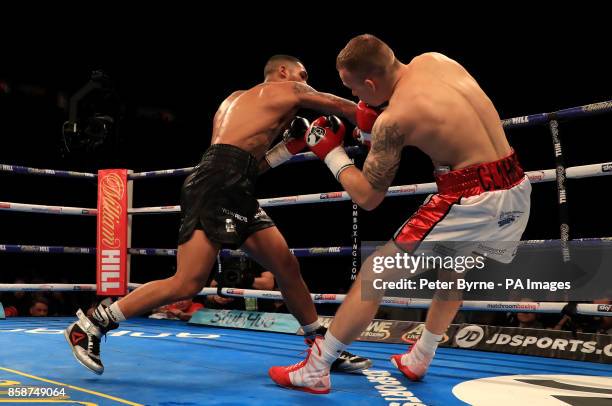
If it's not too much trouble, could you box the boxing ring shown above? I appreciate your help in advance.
[1,100,612,405]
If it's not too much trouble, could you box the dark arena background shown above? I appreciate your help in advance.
[1,10,611,405]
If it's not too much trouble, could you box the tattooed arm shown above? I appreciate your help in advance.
[259,82,355,173]
[291,82,357,125]
[337,115,406,210]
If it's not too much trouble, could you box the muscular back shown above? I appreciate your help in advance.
[211,82,299,160]
[391,52,511,169]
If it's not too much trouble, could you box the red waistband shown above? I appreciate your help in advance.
[434,150,525,196]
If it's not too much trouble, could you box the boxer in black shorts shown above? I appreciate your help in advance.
[65,55,372,376]
[178,144,273,249]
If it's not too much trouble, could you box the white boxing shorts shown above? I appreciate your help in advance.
[393,150,531,263]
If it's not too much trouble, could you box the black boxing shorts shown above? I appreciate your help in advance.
[177,144,275,248]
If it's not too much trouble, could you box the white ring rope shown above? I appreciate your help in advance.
[1,163,609,216]
[0,284,607,317]
[127,161,612,215]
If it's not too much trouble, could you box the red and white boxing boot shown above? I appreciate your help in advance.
[269,337,331,394]
[390,341,434,381]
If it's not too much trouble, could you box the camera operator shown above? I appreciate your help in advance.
[207,256,275,312]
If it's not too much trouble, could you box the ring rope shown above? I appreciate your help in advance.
[0,284,607,317]
[2,100,610,180]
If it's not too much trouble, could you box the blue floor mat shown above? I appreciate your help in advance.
[1,317,610,405]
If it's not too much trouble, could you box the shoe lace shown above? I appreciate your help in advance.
[286,348,311,372]
[88,333,105,356]
[339,350,355,359]
[304,333,323,347]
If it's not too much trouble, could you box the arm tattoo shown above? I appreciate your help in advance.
[363,122,404,190]
[293,83,356,119]
[293,82,316,94]
[294,83,340,103]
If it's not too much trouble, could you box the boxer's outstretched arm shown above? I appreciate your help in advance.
[292,82,357,125]
[338,118,405,210]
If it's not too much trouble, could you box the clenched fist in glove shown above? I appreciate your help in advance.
[264,116,310,168]
[305,115,354,180]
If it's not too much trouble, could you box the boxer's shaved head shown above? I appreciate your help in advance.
[336,34,396,79]
[264,55,308,82]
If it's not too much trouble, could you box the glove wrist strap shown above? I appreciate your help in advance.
[324,147,354,180]
[265,142,292,168]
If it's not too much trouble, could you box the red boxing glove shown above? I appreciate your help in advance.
[356,100,381,133]
[265,116,310,168]
[283,117,309,154]
[306,116,345,159]
[306,116,354,179]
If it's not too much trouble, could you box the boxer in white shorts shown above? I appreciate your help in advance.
[269,34,531,394]
[394,150,530,264]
